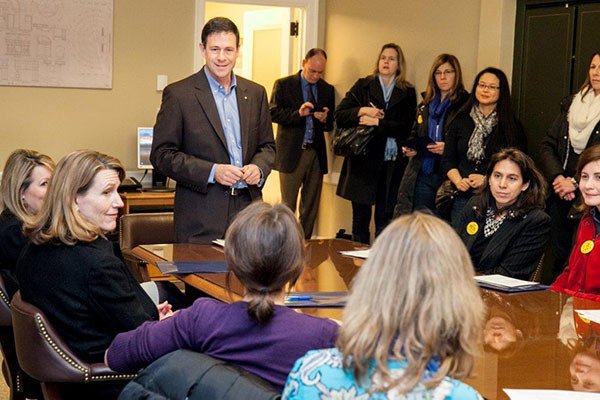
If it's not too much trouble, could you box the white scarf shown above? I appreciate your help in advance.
[568,89,600,154]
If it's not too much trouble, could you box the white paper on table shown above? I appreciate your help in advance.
[339,249,370,259]
[504,389,600,399]
[212,239,225,247]
[575,309,600,325]
[474,274,539,288]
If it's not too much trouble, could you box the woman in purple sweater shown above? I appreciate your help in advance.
[106,202,339,390]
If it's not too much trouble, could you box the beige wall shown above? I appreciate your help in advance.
[1,0,517,239]
[0,0,195,169]
[316,0,517,238]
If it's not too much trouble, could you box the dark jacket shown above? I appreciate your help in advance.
[540,95,600,181]
[456,197,551,280]
[394,90,469,215]
[118,349,281,400]
[335,75,417,205]
[270,71,335,174]
[17,238,158,363]
[0,211,26,299]
[441,110,527,181]
[150,68,275,243]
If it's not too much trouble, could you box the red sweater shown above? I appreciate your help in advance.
[552,214,600,301]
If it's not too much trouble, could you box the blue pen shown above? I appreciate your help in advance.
[286,295,312,302]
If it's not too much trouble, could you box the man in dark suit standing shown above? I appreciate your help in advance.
[150,17,275,244]
[269,49,334,238]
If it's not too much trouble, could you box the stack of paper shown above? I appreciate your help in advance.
[339,249,370,259]
[504,389,600,399]
[474,274,547,293]
[575,309,600,325]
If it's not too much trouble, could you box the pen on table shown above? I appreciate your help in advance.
[286,295,313,302]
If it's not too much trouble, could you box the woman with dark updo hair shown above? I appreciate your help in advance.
[106,201,338,390]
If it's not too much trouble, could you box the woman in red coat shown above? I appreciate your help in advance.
[552,144,600,300]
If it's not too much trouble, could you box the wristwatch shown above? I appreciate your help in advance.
[570,177,578,189]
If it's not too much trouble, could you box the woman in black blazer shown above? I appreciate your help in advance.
[441,67,527,226]
[335,43,416,244]
[456,148,550,280]
[17,150,172,399]
[0,149,54,300]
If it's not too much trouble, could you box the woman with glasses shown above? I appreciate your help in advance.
[540,51,600,281]
[441,67,527,225]
[395,54,469,216]
[335,43,416,244]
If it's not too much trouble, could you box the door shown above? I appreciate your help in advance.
[573,3,600,89]
[513,5,574,164]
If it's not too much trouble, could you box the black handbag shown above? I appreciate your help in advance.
[435,180,458,217]
[332,92,376,157]
[332,124,375,156]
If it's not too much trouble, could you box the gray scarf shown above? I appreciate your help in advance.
[467,105,498,163]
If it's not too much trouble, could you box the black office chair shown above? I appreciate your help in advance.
[118,349,281,400]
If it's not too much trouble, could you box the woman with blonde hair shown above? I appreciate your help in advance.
[0,149,54,299]
[335,43,417,243]
[284,212,484,399]
[17,150,168,399]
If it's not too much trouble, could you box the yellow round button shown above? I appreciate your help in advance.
[581,240,595,255]
[466,222,479,236]
[417,115,423,124]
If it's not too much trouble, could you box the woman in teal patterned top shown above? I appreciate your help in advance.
[283,212,485,399]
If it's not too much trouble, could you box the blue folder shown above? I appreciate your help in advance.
[284,291,347,308]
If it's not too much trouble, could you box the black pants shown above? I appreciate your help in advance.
[351,186,392,244]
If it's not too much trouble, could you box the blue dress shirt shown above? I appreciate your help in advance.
[205,69,246,188]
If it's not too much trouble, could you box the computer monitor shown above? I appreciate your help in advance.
[137,127,154,170]
[137,127,167,188]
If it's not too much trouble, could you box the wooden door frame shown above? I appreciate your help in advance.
[193,0,319,72]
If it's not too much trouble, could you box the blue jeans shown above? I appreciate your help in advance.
[413,171,443,214]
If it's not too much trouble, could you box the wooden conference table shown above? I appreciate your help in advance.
[133,239,597,400]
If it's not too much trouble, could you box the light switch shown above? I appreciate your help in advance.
[156,75,168,91]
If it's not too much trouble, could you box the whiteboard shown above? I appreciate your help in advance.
[0,0,113,89]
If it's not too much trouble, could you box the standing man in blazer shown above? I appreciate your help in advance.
[150,17,275,244]
[269,49,335,238]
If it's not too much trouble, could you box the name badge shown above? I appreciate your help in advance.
[466,222,479,236]
[581,240,595,255]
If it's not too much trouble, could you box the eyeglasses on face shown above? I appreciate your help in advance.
[477,82,500,91]
[434,69,455,77]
